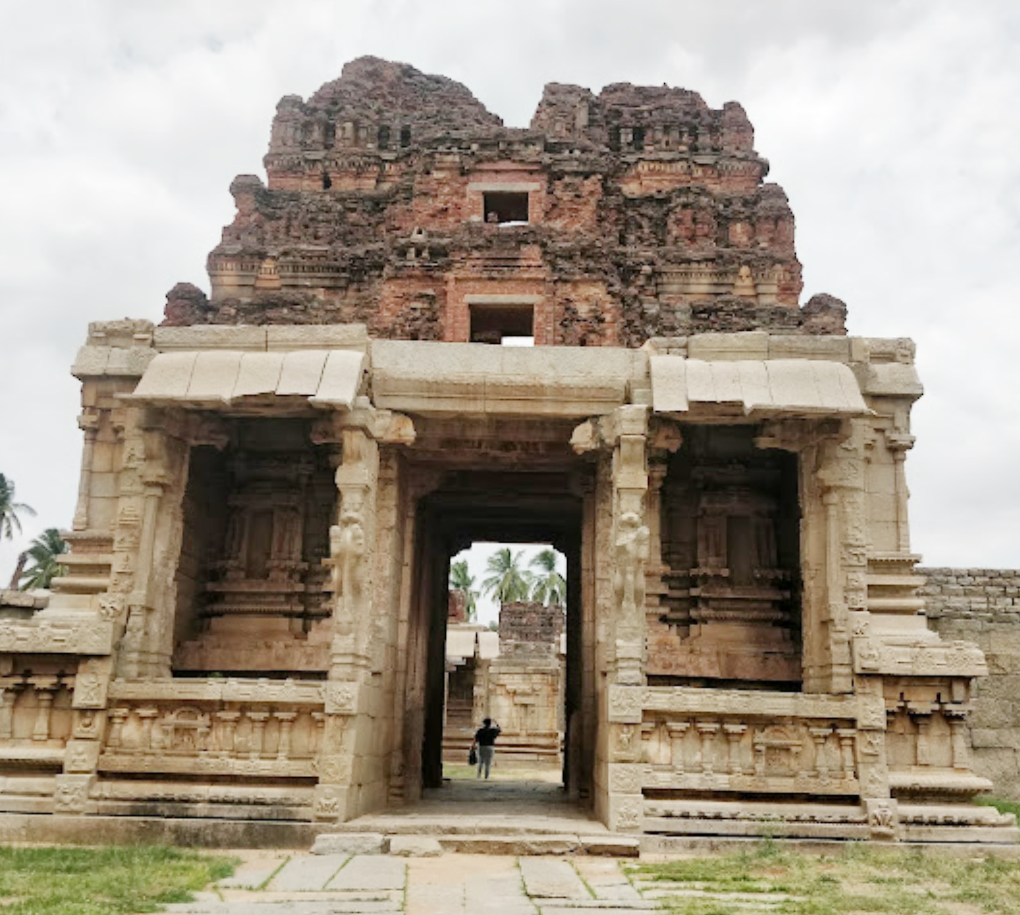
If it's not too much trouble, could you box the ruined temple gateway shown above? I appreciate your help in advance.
[1,58,1015,844]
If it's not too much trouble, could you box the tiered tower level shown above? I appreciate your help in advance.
[166,56,845,342]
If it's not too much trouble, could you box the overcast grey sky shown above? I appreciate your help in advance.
[1,0,1018,585]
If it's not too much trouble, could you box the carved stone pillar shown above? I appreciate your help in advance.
[118,421,173,680]
[808,727,832,780]
[645,457,670,589]
[136,707,159,753]
[810,423,867,694]
[835,728,856,779]
[944,708,971,771]
[275,711,297,760]
[216,711,240,757]
[318,423,378,822]
[912,709,934,766]
[314,407,412,822]
[856,678,897,839]
[329,426,380,680]
[695,721,719,778]
[666,721,689,772]
[107,708,129,749]
[723,724,747,776]
[0,678,20,740]
[609,405,650,686]
[886,431,915,554]
[72,408,101,531]
[28,677,58,741]
[248,711,269,759]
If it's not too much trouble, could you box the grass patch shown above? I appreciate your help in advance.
[0,845,236,914]
[975,796,1020,819]
[632,842,1020,914]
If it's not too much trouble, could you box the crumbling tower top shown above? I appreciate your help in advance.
[165,57,846,341]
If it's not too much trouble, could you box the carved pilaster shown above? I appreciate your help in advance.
[608,405,651,686]
[118,417,172,679]
[809,422,867,694]
[885,431,915,554]
[0,677,20,740]
[329,426,380,679]
[72,408,101,531]
[28,676,59,741]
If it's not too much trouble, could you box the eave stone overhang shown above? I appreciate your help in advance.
[650,355,870,420]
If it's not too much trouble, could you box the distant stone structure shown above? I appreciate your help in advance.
[443,601,566,765]
[922,568,1020,799]
[0,57,1013,844]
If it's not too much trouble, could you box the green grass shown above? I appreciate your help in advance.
[0,845,236,915]
[631,841,1020,914]
[975,796,1020,819]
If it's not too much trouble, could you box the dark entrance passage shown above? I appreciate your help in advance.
[408,469,592,804]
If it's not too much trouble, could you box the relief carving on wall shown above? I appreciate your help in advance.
[613,512,650,619]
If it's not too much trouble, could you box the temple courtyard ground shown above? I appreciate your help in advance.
[3,789,1020,914]
[158,844,1020,915]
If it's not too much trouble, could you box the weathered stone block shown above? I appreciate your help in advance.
[388,835,442,856]
[310,832,388,855]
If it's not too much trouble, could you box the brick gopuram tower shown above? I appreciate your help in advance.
[0,57,1014,846]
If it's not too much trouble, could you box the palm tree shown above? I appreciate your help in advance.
[18,528,68,591]
[530,548,566,606]
[0,473,35,549]
[481,547,533,607]
[449,559,479,621]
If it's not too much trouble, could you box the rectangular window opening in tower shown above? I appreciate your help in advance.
[470,302,534,345]
[483,191,529,225]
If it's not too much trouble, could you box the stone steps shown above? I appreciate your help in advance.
[312,830,641,857]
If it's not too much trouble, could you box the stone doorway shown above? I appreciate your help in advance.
[443,541,567,787]
[401,469,594,809]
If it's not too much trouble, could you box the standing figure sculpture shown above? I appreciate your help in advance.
[613,510,650,616]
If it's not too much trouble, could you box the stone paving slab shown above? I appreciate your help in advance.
[327,855,407,891]
[164,902,402,914]
[572,859,642,901]
[538,901,656,909]
[406,854,535,915]
[519,858,591,899]
[159,853,669,915]
[267,853,349,891]
[216,854,290,889]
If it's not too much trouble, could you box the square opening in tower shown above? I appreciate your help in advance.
[483,191,529,225]
[470,302,534,344]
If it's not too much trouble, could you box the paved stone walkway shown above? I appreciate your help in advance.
[158,852,663,914]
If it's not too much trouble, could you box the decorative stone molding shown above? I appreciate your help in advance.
[852,637,987,677]
[0,619,115,655]
[53,774,94,815]
[324,681,359,715]
[108,678,325,704]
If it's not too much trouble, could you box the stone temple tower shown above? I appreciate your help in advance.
[0,57,1013,845]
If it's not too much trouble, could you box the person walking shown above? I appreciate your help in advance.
[472,718,501,779]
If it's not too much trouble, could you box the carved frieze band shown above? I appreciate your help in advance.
[610,684,859,723]
[107,678,325,704]
[0,620,115,655]
[852,638,987,678]
[98,701,325,778]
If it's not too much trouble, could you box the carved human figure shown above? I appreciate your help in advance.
[338,505,366,600]
[613,511,650,616]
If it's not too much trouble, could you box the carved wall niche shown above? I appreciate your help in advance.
[0,663,76,746]
[652,425,801,686]
[172,418,337,675]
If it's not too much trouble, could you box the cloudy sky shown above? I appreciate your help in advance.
[1,0,1018,588]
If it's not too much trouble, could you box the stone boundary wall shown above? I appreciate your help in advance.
[920,568,1020,798]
